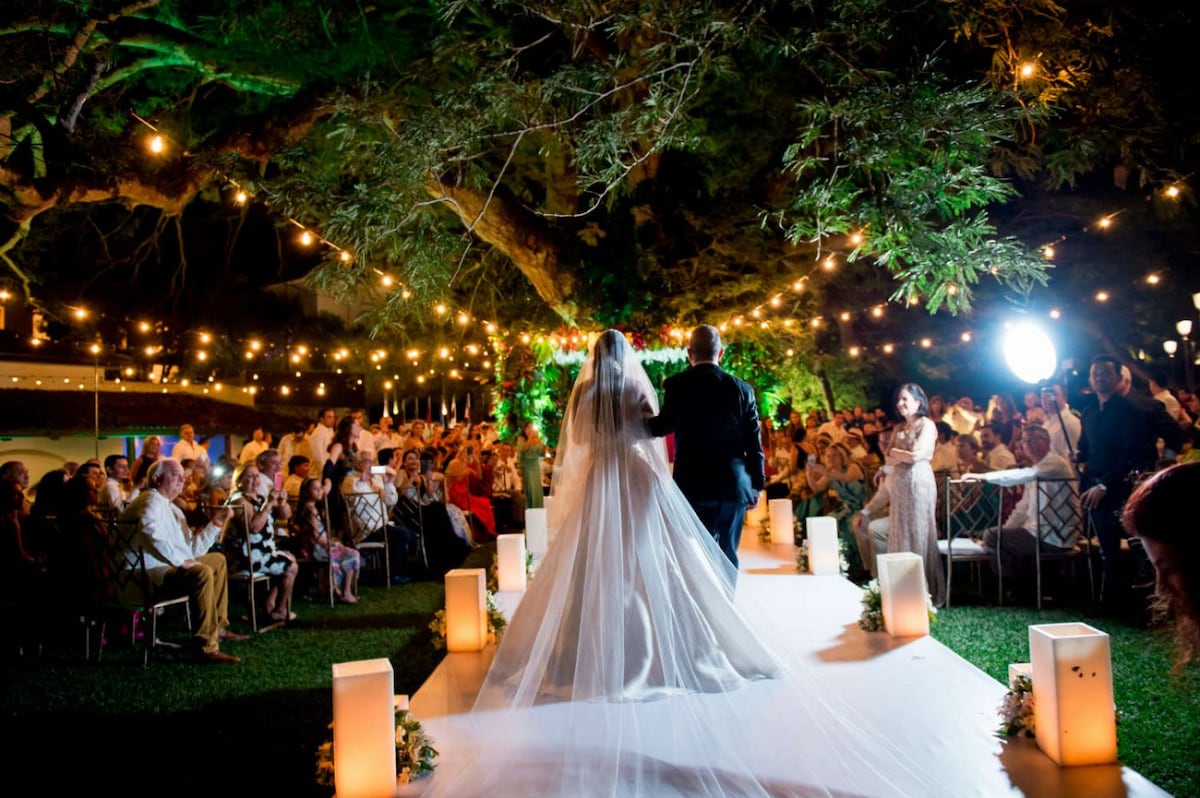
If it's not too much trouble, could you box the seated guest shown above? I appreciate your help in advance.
[395,448,471,576]
[979,424,1017,471]
[490,442,523,530]
[293,477,361,603]
[344,450,416,585]
[965,426,1079,593]
[1122,463,1200,668]
[226,463,298,623]
[930,422,958,475]
[99,454,138,516]
[955,434,984,475]
[2,476,47,603]
[130,437,161,487]
[805,443,868,577]
[444,443,497,539]
[118,460,246,663]
[283,455,313,499]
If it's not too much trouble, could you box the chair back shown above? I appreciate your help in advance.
[104,519,154,604]
[944,477,1004,541]
[1034,478,1083,548]
[343,491,386,546]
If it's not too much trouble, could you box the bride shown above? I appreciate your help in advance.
[423,330,941,797]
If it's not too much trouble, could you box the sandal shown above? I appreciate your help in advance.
[270,610,297,622]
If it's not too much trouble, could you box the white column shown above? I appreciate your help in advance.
[876,552,930,637]
[1029,622,1118,766]
[331,658,397,798]
[807,516,840,574]
[445,568,488,652]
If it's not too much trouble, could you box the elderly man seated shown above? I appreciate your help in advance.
[963,425,1080,593]
[343,450,417,584]
[118,459,248,663]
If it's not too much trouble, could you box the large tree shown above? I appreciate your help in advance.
[2,0,1195,395]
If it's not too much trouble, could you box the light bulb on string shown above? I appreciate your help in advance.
[147,134,166,155]
[298,230,314,246]
[1165,185,1181,199]
[1042,245,1055,259]
[234,190,248,205]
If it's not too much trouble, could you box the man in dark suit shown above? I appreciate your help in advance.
[647,325,765,570]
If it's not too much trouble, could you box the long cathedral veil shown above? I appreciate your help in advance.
[421,330,945,797]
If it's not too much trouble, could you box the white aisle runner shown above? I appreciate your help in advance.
[408,538,1168,798]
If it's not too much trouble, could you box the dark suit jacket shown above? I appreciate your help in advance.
[647,362,765,504]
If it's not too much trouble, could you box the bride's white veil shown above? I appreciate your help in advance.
[421,330,945,798]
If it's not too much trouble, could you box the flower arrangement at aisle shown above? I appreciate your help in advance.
[857,579,938,631]
[429,592,508,650]
[315,701,439,787]
[858,578,884,631]
[996,673,1036,739]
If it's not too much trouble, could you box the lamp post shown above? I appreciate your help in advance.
[1163,340,1178,389]
[1178,319,1194,394]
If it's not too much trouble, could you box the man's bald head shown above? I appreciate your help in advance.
[688,325,722,365]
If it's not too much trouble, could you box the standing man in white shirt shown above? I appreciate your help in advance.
[308,408,336,475]
[277,421,312,466]
[171,423,209,463]
[238,427,269,465]
[351,409,376,462]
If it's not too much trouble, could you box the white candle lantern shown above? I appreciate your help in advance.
[768,498,794,544]
[524,508,548,555]
[748,491,768,528]
[806,516,840,574]
[1029,622,1118,766]
[496,534,528,592]
[876,552,930,637]
[331,658,397,798]
[445,568,488,652]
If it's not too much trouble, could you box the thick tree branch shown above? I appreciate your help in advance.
[427,177,577,324]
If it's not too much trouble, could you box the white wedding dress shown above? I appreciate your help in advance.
[422,331,942,797]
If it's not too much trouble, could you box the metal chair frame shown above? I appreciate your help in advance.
[343,490,392,586]
[937,477,1006,606]
[216,502,277,633]
[95,519,193,665]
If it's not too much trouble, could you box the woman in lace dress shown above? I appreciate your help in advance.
[873,383,946,606]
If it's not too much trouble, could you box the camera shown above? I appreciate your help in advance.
[370,465,387,475]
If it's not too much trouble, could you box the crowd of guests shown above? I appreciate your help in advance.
[1,408,556,664]
[763,360,1197,617]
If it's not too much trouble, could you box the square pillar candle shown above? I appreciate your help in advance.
[445,568,488,652]
[876,552,930,637]
[768,498,794,544]
[496,534,528,592]
[806,516,840,574]
[1029,622,1118,766]
[331,658,397,798]
[524,508,548,555]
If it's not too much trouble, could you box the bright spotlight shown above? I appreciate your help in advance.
[1004,322,1057,384]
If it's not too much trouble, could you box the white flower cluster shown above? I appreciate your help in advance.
[997,675,1036,738]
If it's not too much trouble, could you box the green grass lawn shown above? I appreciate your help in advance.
[5,552,1196,797]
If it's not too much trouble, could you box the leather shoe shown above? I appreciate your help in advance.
[198,650,241,664]
[219,629,251,642]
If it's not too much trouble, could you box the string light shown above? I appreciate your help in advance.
[1145,274,1160,285]
[1165,185,1181,199]
[147,134,166,155]
[1018,61,1037,79]
[298,230,314,246]
[1095,291,1109,302]
[234,190,248,205]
